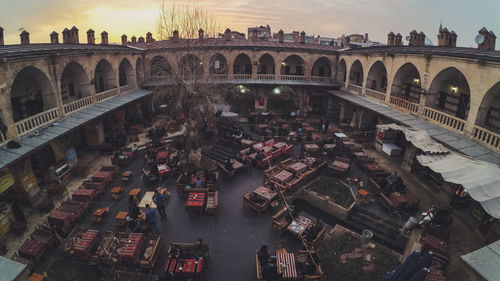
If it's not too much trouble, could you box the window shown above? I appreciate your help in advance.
[437,92,447,109]
[68,82,75,97]
[318,67,325,77]
[296,66,303,75]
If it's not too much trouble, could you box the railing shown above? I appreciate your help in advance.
[15,108,59,136]
[120,84,135,93]
[208,74,228,80]
[257,74,276,80]
[472,125,500,152]
[0,131,7,145]
[63,96,94,115]
[311,76,333,83]
[233,74,252,80]
[96,88,118,102]
[365,88,386,102]
[346,83,363,94]
[423,107,466,133]
[281,75,307,81]
[390,96,419,114]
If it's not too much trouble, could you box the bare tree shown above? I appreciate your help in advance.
[153,1,232,167]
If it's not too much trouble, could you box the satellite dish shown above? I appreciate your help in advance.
[475,34,485,44]
[405,35,411,41]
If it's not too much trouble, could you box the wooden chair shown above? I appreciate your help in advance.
[206,191,219,214]
[272,207,291,234]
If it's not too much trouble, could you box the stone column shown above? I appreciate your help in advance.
[49,62,65,117]
[227,61,234,80]
[252,63,258,80]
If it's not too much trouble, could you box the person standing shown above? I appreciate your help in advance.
[145,204,159,234]
[153,189,168,219]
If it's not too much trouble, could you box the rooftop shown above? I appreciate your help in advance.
[0,43,139,59]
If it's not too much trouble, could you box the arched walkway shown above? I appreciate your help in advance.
[281,55,305,76]
[476,82,500,133]
[233,54,252,74]
[150,56,171,79]
[119,58,134,86]
[391,63,421,103]
[10,66,56,122]
[60,61,91,103]
[348,60,363,85]
[366,61,387,92]
[136,57,145,83]
[94,59,116,93]
[267,86,299,112]
[179,54,203,76]
[427,67,471,119]
[311,57,331,77]
[258,54,275,74]
[228,85,255,115]
[209,54,228,75]
[337,59,347,82]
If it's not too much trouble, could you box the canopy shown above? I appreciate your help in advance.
[417,153,500,218]
[377,124,449,154]
[461,240,500,281]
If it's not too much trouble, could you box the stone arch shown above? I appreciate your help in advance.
[94,59,116,93]
[337,59,347,82]
[209,53,228,75]
[10,66,56,122]
[366,61,388,92]
[227,85,255,115]
[118,58,134,86]
[311,57,332,77]
[233,53,252,74]
[150,55,172,79]
[476,82,500,133]
[348,60,364,86]
[267,85,300,112]
[258,53,275,75]
[60,61,91,103]
[179,54,204,76]
[427,67,471,119]
[281,55,306,76]
[136,57,145,83]
[390,62,422,103]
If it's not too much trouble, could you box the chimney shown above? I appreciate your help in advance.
[131,36,137,43]
[101,31,108,45]
[408,30,418,46]
[278,29,284,43]
[437,26,449,46]
[146,32,153,43]
[418,31,426,46]
[387,32,395,46]
[489,30,496,50]
[198,28,204,40]
[299,31,305,44]
[70,26,79,44]
[121,34,127,45]
[449,31,457,47]
[224,28,231,41]
[87,29,95,44]
[395,33,403,46]
[50,31,59,44]
[138,36,145,43]
[252,29,258,41]
[0,26,4,46]
[364,33,369,42]
[20,30,30,45]
[172,30,179,40]
[62,28,70,44]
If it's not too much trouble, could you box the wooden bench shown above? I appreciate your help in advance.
[304,224,327,249]
[255,253,263,281]
[206,191,219,214]
[272,206,291,234]
[296,250,324,281]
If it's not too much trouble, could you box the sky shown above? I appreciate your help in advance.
[0,0,499,47]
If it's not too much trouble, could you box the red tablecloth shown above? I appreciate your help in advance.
[186,193,206,207]
[276,252,297,279]
[165,258,204,274]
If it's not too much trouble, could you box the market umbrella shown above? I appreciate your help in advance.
[385,250,421,281]
[407,268,430,281]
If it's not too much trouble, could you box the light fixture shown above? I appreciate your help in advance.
[413,78,420,84]
[450,86,458,93]
[281,62,286,66]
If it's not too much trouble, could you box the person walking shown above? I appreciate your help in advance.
[145,204,159,234]
[153,189,168,219]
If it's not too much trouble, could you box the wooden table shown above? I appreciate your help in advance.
[273,170,294,183]
[232,160,244,170]
[115,211,128,228]
[129,188,141,197]
[389,192,408,208]
[241,139,255,146]
[273,142,287,149]
[365,163,385,174]
[287,216,314,238]
[165,258,204,275]
[92,208,108,224]
[288,162,308,174]
[262,146,274,154]
[186,193,206,213]
[303,144,319,152]
[253,186,278,201]
[303,126,315,133]
[276,252,298,280]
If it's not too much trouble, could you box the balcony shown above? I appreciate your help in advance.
[281,75,307,81]
[471,126,500,153]
[15,108,60,136]
[233,74,252,80]
[423,107,466,133]
[96,88,118,102]
[257,74,275,80]
[63,96,94,115]
[389,96,419,114]
[365,88,386,102]
[346,83,363,94]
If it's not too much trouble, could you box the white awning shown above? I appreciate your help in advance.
[417,153,500,218]
[377,123,449,154]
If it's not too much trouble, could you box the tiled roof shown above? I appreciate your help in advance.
[340,45,500,62]
[128,38,341,53]
[0,43,140,59]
